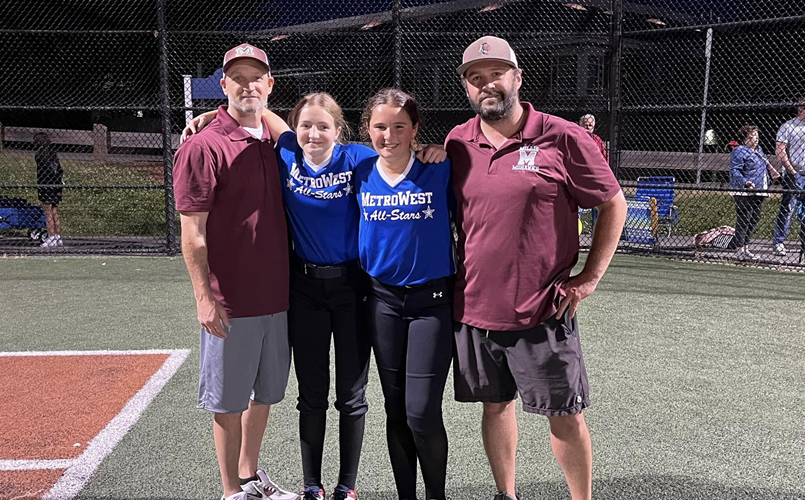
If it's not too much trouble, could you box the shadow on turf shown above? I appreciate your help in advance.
[367,476,805,500]
[76,476,805,500]
[465,476,804,500]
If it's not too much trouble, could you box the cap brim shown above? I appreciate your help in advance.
[223,57,271,75]
[457,58,517,76]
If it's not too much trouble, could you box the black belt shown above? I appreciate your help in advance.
[372,276,447,291]
[294,258,358,279]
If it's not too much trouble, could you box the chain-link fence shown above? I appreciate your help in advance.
[1,0,804,266]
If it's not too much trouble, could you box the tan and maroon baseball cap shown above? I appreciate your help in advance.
[457,36,518,76]
[222,43,270,74]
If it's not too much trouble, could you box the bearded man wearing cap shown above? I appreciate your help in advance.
[173,43,299,500]
[446,36,627,500]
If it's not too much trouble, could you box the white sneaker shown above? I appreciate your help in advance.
[242,470,300,500]
[773,243,787,256]
[222,491,254,500]
[40,235,57,248]
[736,248,759,261]
[54,235,63,246]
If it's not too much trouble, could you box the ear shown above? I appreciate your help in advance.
[266,75,275,96]
[412,123,419,139]
[514,68,523,90]
[335,126,343,142]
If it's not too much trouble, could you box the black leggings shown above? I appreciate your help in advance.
[733,195,765,248]
[289,264,371,490]
[368,277,453,500]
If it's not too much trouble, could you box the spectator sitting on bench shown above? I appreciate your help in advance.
[34,132,64,247]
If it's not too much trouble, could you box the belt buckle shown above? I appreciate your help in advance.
[304,262,317,276]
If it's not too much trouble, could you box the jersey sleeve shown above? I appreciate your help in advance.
[561,126,621,209]
[173,141,217,212]
[344,143,379,167]
[276,130,298,151]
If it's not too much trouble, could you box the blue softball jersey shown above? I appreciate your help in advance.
[276,131,378,265]
[354,152,455,286]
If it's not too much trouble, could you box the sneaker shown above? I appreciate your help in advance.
[302,486,325,500]
[332,487,357,500]
[54,235,63,247]
[774,243,787,256]
[40,235,57,248]
[735,248,759,261]
[222,492,254,500]
[242,470,300,500]
[493,492,520,500]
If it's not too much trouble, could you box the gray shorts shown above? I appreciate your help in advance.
[453,309,590,416]
[198,312,291,414]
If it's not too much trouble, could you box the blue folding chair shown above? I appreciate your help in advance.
[636,176,678,237]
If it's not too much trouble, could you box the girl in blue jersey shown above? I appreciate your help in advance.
[185,93,446,500]
[353,89,454,500]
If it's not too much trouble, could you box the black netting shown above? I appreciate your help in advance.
[1,0,804,265]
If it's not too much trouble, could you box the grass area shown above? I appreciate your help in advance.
[3,152,802,244]
[1,254,804,499]
[0,153,168,237]
[674,191,799,239]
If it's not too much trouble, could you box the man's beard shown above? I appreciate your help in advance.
[231,98,265,114]
[470,88,518,122]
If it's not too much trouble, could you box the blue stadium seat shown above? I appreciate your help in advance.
[636,176,678,237]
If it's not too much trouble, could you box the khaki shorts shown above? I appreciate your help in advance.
[453,309,590,416]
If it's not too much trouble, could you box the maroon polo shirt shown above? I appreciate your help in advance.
[446,102,621,331]
[173,106,289,318]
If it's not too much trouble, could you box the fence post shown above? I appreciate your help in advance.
[607,0,623,179]
[695,28,714,184]
[0,121,4,154]
[92,124,109,160]
[157,0,177,256]
[392,0,402,89]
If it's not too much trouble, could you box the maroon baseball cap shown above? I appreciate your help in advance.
[457,36,518,76]
[222,43,271,74]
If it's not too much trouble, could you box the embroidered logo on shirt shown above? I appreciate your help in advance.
[361,191,436,222]
[288,162,353,200]
[512,145,540,171]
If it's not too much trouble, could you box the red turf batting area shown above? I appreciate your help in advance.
[0,470,65,500]
[0,353,172,500]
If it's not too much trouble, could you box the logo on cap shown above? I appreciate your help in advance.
[479,42,491,55]
[235,45,255,57]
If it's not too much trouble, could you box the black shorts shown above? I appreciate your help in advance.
[453,310,590,416]
[38,188,63,207]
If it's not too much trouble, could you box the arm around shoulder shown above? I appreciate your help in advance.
[261,108,291,143]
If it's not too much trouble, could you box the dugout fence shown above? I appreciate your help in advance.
[1,0,804,267]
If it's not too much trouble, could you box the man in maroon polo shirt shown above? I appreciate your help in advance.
[173,44,298,500]
[446,36,627,500]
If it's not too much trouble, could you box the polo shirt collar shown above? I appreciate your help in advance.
[216,105,268,141]
[466,102,545,146]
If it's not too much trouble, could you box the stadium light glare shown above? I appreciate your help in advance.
[647,18,666,25]
[480,4,503,12]
[563,3,588,11]
[361,21,383,29]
